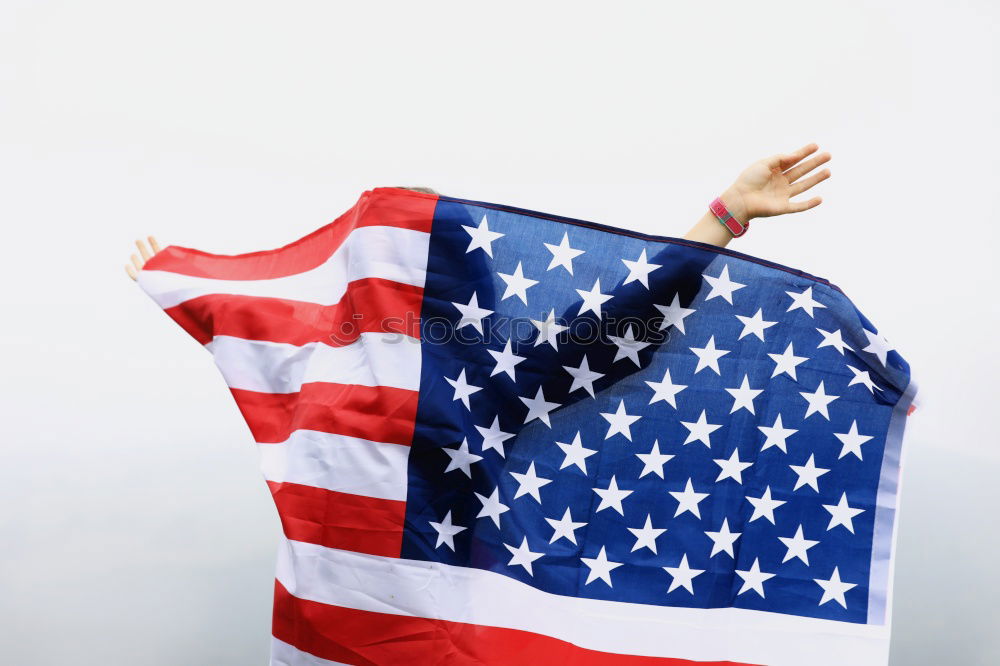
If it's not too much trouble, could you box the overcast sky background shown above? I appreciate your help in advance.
[1,1,997,664]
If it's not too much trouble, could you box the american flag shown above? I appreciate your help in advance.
[138,187,916,666]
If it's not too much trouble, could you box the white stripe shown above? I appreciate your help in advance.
[867,377,917,624]
[206,333,421,393]
[138,226,429,308]
[258,430,410,502]
[270,637,348,666]
[275,539,890,666]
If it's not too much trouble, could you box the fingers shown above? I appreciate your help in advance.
[782,143,819,169]
[789,168,831,197]
[126,236,162,282]
[787,196,823,214]
[126,236,162,281]
[785,152,831,184]
[768,143,819,169]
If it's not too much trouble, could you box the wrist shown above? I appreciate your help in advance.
[709,192,750,239]
[719,187,751,225]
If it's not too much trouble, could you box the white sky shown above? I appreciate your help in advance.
[1,1,997,664]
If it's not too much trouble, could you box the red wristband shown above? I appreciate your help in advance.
[709,197,749,238]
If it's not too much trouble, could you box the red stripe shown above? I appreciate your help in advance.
[145,188,437,279]
[163,278,423,346]
[231,382,419,445]
[267,482,404,558]
[272,580,756,666]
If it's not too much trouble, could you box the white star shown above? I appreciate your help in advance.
[555,432,598,474]
[545,507,586,545]
[689,335,730,375]
[621,249,661,287]
[544,232,585,275]
[451,292,493,334]
[487,339,526,380]
[654,293,697,334]
[576,278,613,317]
[834,420,874,460]
[593,475,633,516]
[815,567,857,608]
[497,262,538,305]
[768,342,809,380]
[475,416,514,458]
[779,524,820,564]
[635,440,675,479]
[823,493,865,533]
[563,355,605,397]
[510,462,552,503]
[790,453,830,492]
[645,367,687,408]
[800,381,839,420]
[735,558,776,598]
[669,478,709,518]
[504,536,544,576]
[705,518,742,558]
[664,554,704,594]
[847,365,879,394]
[703,265,746,304]
[600,400,642,441]
[786,286,827,317]
[628,515,667,554]
[758,414,798,453]
[862,328,894,366]
[519,386,561,427]
[746,486,787,524]
[725,375,763,414]
[428,510,466,551]
[608,324,651,367]
[461,215,504,257]
[443,438,483,477]
[445,368,482,410]
[713,448,753,484]
[582,546,623,587]
[680,409,722,447]
[735,308,778,341]
[531,309,568,349]
[474,487,509,528]
[815,327,853,355]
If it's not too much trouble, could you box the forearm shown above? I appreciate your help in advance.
[682,188,747,248]
[684,210,735,248]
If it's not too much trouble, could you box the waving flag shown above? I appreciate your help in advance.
[138,187,916,666]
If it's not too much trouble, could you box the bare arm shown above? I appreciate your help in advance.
[684,143,831,247]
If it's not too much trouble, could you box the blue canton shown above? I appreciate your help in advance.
[401,197,912,624]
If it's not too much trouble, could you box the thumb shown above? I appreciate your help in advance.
[765,153,787,169]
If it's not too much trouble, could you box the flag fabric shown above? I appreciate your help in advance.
[138,187,916,666]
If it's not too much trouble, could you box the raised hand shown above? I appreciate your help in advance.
[723,143,831,223]
[683,143,831,248]
[125,236,162,281]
